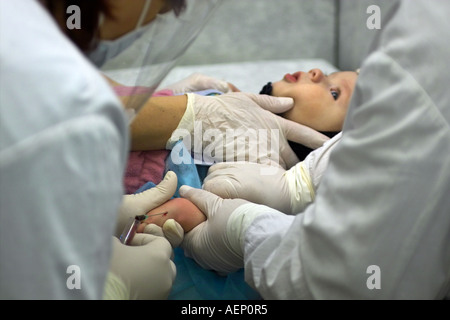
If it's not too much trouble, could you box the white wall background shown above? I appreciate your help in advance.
[176,0,398,70]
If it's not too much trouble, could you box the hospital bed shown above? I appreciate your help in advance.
[119,0,397,300]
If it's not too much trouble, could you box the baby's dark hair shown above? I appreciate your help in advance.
[289,131,340,161]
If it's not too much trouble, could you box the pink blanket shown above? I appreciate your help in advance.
[124,149,169,194]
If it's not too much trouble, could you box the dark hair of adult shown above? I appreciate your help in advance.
[41,0,186,52]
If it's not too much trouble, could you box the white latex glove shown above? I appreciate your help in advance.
[203,132,342,214]
[116,171,183,247]
[161,73,234,95]
[167,92,329,170]
[203,162,297,214]
[180,186,282,274]
[106,234,176,300]
[141,219,184,248]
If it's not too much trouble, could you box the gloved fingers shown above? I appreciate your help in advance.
[206,161,247,176]
[169,260,177,281]
[181,221,206,258]
[129,232,159,246]
[180,185,250,221]
[129,233,173,256]
[204,162,279,198]
[179,185,222,219]
[122,171,178,216]
[279,143,301,170]
[228,82,240,92]
[142,223,164,238]
[162,219,184,248]
[278,116,330,149]
[109,236,176,300]
[203,176,240,199]
[141,170,178,207]
[244,92,294,114]
[190,73,231,93]
[203,165,242,199]
[182,220,200,239]
[141,220,183,248]
[205,162,258,188]
[166,73,231,94]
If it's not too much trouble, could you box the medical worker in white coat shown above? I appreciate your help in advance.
[179,0,450,299]
[0,0,222,299]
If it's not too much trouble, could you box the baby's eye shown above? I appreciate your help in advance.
[331,89,339,100]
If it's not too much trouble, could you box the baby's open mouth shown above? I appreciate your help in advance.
[284,72,301,83]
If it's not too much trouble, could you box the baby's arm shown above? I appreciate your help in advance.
[136,198,206,233]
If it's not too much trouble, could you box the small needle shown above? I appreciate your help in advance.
[147,211,168,218]
[135,211,168,221]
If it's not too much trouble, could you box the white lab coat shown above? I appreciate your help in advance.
[243,0,450,299]
[0,1,128,299]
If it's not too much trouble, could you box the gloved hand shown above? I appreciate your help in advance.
[167,92,329,169]
[116,171,183,247]
[204,162,293,214]
[161,73,238,95]
[141,219,184,248]
[180,185,282,274]
[106,233,176,299]
[202,133,342,214]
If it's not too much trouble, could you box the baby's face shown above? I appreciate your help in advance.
[271,69,358,132]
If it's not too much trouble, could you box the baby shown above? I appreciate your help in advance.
[133,69,359,232]
[136,197,205,233]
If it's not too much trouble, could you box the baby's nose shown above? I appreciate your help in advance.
[308,69,324,83]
